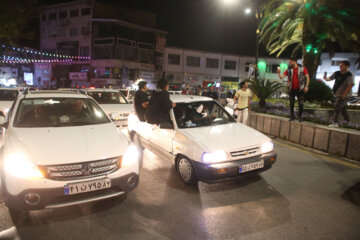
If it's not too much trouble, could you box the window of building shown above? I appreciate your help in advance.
[81,8,91,16]
[206,58,219,68]
[168,54,180,65]
[70,9,79,17]
[224,60,236,70]
[70,28,79,36]
[117,38,136,47]
[245,62,252,72]
[59,11,67,19]
[267,64,278,73]
[138,42,154,50]
[59,29,67,37]
[94,38,114,45]
[80,47,90,57]
[49,30,57,38]
[186,56,200,67]
[331,60,344,66]
[49,13,57,20]
[41,14,46,22]
[81,26,90,36]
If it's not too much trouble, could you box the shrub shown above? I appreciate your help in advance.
[305,80,333,102]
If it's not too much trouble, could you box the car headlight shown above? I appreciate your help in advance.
[122,145,139,167]
[202,150,227,164]
[261,142,274,154]
[4,152,44,178]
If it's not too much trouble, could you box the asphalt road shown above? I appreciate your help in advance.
[0,141,359,240]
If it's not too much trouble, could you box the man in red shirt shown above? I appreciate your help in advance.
[277,57,310,122]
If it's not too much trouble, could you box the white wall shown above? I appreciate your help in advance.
[164,48,183,73]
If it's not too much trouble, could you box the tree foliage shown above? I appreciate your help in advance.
[0,0,38,46]
[305,80,333,102]
[259,0,360,79]
[250,78,284,108]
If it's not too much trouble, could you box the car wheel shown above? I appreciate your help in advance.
[133,133,144,169]
[177,156,198,185]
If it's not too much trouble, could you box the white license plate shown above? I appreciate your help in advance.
[64,178,111,195]
[239,160,264,173]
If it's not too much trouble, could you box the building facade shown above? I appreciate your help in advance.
[164,47,360,95]
[40,0,167,89]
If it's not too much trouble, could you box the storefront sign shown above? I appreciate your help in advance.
[69,72,87,80]
[139,71,155,79]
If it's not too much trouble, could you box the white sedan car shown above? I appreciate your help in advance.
[81,88,133,129]
[129,95,276,185]
[0,90,140,212]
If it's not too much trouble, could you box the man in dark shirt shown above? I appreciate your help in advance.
[145,78,176,125]
[207,86,219,100]
[134,81,149,121]
[324,60,354,127]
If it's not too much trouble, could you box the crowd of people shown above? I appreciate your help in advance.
[134,57,356,129]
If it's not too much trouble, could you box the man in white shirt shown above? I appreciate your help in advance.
[234,81,251,124]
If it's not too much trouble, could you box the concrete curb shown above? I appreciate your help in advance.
[249,112,360,162]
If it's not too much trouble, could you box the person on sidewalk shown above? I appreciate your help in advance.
[134,81,149,122]
[234,81,251,125]
[323,60,354,127]
[277,57,310,122]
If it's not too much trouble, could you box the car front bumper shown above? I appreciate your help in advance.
[3,172,139,210]
[192,152,277,183]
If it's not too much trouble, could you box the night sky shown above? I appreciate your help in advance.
[38,0,267,56]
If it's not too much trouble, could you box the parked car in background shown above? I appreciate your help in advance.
[128,95,276,185]
[82,88,133,129]
[119,89,136,103]
[0,88,20,117]
[0,90,140,213]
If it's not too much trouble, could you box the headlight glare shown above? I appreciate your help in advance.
[261,142,274,154]
[4,152,44,178]
[202,151,227,163]
[122,145,139,167]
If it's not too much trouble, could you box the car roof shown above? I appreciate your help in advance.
[169,95,213,103]
[84,88,119,93]
[0,87,21,91]
[18,90,89,99]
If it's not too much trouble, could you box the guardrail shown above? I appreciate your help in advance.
[249,113,360,161]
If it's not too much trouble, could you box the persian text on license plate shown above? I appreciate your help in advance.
[64,178,111,195]
[239,160,264,173]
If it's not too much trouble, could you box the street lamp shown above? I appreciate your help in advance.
[245,8,251,14]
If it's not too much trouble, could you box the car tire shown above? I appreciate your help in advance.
[177,156,198,185]
[133,133,144,169]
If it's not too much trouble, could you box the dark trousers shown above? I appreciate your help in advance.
[333,97,350,123]
[289,89,304,118]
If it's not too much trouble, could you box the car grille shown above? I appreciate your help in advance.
[40,157,120,181]
[230,147,260,158]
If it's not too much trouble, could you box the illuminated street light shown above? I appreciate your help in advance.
[222,0,237,4]
[245,8,251,14]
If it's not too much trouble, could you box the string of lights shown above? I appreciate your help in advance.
[1,44,90,60]
[1,55,74,64]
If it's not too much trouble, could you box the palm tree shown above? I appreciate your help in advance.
[259,0,360,80]
[250,78,284,108]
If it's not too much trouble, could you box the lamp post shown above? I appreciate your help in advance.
[222,0,262,80]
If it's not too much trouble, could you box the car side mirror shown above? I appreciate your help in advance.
[110,112,120,120]
[159,122,173,130]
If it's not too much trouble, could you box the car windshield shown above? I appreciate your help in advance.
[0,89,18,101]
[87,92,127,104]
[173,101,235,128]
[14,98,110,128]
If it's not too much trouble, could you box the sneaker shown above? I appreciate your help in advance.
[289,117,295,122]
[328,123,339,128]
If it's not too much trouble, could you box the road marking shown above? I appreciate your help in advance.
[273,139,360,170]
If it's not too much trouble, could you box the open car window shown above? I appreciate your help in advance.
[173,101,235,128]
[14,98,110,128]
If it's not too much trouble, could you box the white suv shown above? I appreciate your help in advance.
[81,88,133,129]
[129,95,276,185]
[0,90,140,211]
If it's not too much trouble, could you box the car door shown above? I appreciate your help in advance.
[148,110,176,158]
